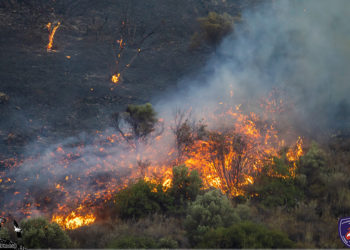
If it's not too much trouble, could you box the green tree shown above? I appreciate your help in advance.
[190,12,240,49]
[168,165,203,207]
[184,189,239,245]
[20,217,71,248]
[114,179,172,220]
[113,103,159,145]
[199,221,294,248]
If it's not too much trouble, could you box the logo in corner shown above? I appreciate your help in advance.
[339,217,350,247]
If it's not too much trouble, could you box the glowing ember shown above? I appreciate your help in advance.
[47,22,61,51]
[111,73,121,84]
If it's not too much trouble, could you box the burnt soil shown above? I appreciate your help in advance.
[0,0,256,161]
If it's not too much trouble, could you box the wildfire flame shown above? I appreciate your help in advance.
[0,91,304,230]
[52,206,96,230]
[111,73,120,84]
[47,22,61,51]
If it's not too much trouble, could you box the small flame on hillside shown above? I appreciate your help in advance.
[111,73,120,84]
[47,22,61,51]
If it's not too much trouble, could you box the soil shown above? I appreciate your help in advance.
[0,0,253,160]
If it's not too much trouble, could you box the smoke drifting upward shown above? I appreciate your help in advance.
[1,0,348,226]
[155,0,350,137]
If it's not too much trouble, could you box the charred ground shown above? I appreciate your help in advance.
[0,0,251,159]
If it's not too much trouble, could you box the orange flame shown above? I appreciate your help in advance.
[52,206,96,230]
[47,22,61,51]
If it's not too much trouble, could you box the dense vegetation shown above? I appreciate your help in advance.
[0,139,346,248]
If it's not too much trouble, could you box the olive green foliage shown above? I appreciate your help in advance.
[184,189,240,245]
[0,227,10,240]
[168,165,203,206]
[299,143,329,200]
[125,103,158,140]
[198,221,294,248]
[247,155,303,208]
[190,12,239,49]
[107,235,178,249]
[20,217,71,249]
[114,179,172,220]
[113,103,159,146]
[299,142,350,217]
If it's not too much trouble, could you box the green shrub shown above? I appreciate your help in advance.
[299,143,329,200]
[107,235,178,249]
[184,189,239,245]
[190,12,240,49]
[168,165,203,207]
[20,217,71,248]
[0,227,10,240]
[114,179,172,220]
[247,155,304,208]
[198,221,294,248]
[108,235,157,249]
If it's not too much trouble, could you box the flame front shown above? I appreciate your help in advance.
[52,206,96,230]
[0,91,304,230]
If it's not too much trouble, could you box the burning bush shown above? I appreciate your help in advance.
[246,154,304,208]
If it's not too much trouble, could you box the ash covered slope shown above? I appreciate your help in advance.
[0,0,244,158]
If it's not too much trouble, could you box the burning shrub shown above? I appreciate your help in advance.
[246,155,304,208]
[198,221,294,248]
[172,111,207,163]
[114,179,172,220]
[184,189,239,245]
[20,217,71,248]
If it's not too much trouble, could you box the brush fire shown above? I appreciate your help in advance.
[0,90,303,230]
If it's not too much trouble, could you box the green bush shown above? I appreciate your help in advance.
[299,143,329,200]
[0,227,10,240]
[184,189,239,245]
[114,179,172,220]
[107,235,178,249]
[168,165,203,207]
[190,12,239,49]
[124,103,158,140]
[247,156,304,208]
[198,221,294,248]
[20,217,71,248]
[108,235,157,249]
